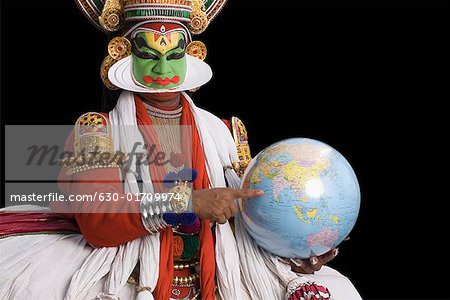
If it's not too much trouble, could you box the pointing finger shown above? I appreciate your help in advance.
[230,189,264,200]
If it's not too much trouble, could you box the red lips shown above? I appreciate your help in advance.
[143,75,180,86]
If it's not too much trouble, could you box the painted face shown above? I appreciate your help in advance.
[131,31,187,89]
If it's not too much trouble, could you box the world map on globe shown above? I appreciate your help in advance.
[241,138,360,258]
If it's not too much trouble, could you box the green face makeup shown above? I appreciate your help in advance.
[131,31,187,89]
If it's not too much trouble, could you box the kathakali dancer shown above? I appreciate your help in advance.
[0,0,361,299]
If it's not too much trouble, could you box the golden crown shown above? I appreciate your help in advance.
[75,0,226,34]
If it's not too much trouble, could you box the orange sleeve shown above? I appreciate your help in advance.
[63,169,148,247]
[53,120,148,247]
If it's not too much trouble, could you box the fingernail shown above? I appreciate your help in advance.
[333,248,339,257]
[256,190,264,196]
[310,257,318,265]
[290,259,303,267]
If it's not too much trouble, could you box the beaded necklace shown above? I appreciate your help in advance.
[143,102,184,173]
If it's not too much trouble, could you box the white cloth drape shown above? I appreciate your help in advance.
[65,247,119,299]
[181,93,244,300]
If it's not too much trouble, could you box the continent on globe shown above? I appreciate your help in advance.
[308,227,339,248]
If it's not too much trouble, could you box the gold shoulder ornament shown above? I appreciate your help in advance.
[61,113,124,176]
[232,117,252,177]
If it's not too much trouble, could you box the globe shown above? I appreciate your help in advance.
[241,138,360,258]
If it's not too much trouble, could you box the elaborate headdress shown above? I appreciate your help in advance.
[75,0,227,92]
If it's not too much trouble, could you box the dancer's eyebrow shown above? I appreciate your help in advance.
[133,36,151,50]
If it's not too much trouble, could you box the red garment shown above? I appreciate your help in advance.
[288,283,332,300]
[0,212,80,236]
[222,119,232,131]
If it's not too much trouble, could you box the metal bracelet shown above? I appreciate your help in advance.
[151,197,165,231]
[159,195,173,227]
[141,191,196,232]
[140,193,181,232]
[140,195,159,233]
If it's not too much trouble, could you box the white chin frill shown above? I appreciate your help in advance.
[108,54,213,93]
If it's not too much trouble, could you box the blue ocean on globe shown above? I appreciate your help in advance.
[241,138,360,258]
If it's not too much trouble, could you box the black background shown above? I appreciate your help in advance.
[1,0,448,299]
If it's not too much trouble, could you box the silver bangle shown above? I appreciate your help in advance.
[140,193,179,232]
[140,196,159,233]
[152,197,165,231]
[159,195,173,227]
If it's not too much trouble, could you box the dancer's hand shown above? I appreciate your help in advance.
[290,249,339,274]
[192,188,263,224]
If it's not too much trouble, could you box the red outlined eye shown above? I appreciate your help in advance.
[132,38,159,60]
